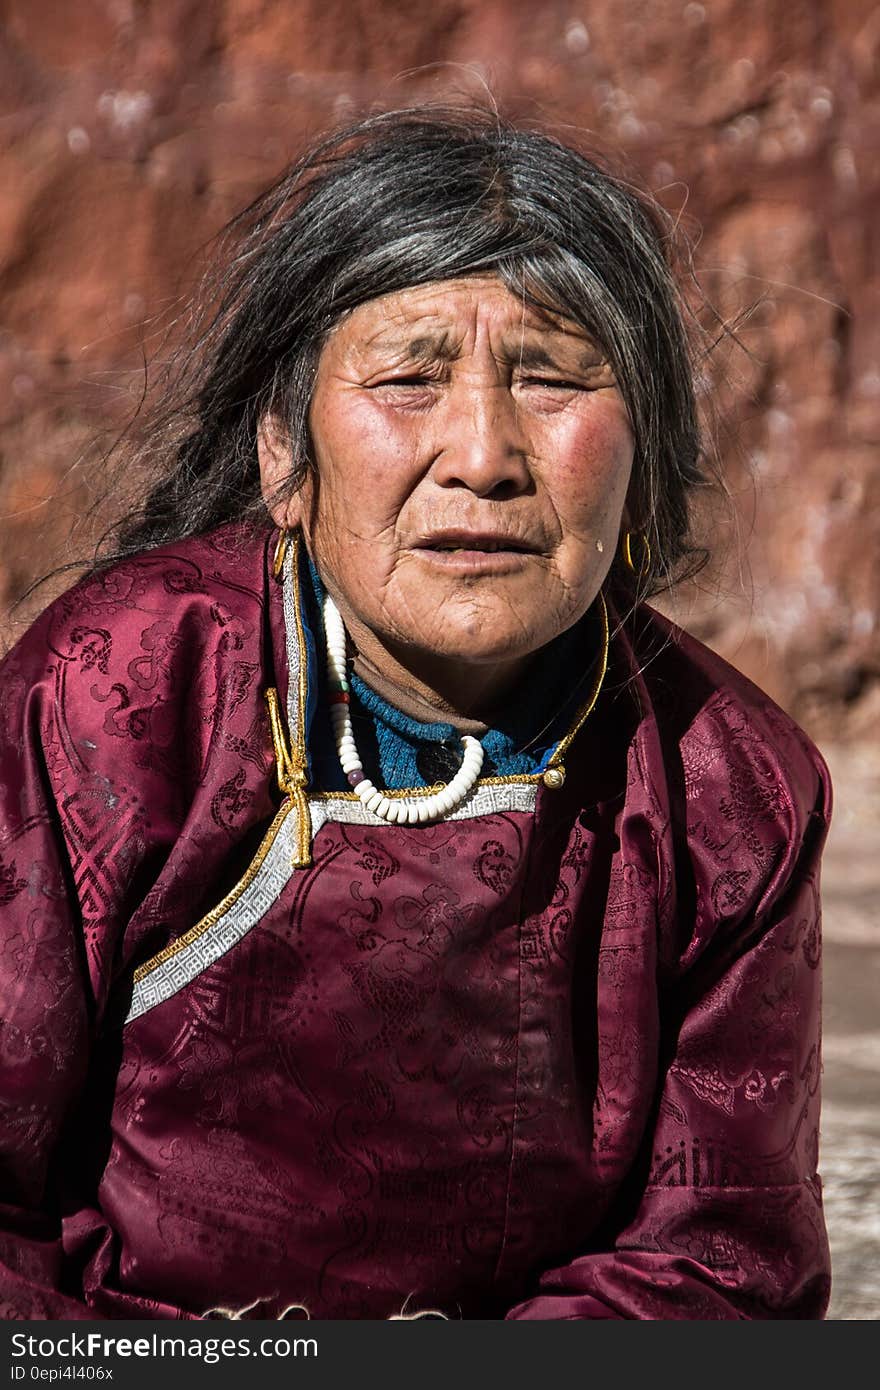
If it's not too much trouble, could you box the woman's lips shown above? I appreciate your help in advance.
[413,535,538,575]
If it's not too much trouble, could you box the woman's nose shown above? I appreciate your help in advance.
[430,385,532,498]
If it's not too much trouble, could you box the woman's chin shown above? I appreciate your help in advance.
[409,605,576,669]
[401,625,554,677]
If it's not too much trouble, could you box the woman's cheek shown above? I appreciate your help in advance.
[541,424,632,563]
[342,406,423,485]
[316,423,419,534]
[563,410,633,497]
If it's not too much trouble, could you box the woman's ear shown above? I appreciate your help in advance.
[257,415,304,529]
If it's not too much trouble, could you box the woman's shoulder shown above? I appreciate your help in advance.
[2,522,272,678]
[0,523,275,835]
[632,603,831,813]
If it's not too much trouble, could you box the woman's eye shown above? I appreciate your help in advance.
[521,377,583,390]
[371,375,435,389]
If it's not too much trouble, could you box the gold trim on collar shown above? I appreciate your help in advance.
[265,531,313,867]
[544,590,609,773]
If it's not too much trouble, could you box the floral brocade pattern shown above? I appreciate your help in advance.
[0,524,831,1319]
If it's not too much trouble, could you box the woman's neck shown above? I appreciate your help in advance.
[339,610,536,727]
[350,649,492,735]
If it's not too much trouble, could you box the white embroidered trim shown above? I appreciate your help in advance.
[281,540,303,745]
[313,782,537,824]
[125,805,298,1025]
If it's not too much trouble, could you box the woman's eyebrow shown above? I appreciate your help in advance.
[508,341,607,370]
[362,330,454,362]
[510,344,561,370]
[404,333,455,361]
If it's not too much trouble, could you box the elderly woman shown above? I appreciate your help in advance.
[0,109,831,1320]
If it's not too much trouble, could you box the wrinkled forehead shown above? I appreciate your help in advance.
[322,273,603,362]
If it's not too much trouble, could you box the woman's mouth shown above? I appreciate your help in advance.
[414,533,538,573]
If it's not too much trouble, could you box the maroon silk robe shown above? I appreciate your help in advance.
[0,524,831,1319]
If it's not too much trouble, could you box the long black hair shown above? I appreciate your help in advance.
[109,105,709,599]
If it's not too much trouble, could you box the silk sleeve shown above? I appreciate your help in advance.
[0,617,196,1319]
[506,738,832,1321]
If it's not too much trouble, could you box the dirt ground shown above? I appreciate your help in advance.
[817,744,880,1320]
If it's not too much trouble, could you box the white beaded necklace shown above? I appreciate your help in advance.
[323,593,485,824]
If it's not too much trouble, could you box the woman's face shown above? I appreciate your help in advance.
[260,274,634,709]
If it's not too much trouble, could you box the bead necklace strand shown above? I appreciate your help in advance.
[323,593,485,824]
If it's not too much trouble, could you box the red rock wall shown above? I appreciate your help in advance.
[1,0,877,739]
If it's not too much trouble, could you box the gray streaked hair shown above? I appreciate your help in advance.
[113,105,707,600]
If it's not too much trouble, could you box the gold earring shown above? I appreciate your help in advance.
[272,528,290,580]
[621,530,652,575]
